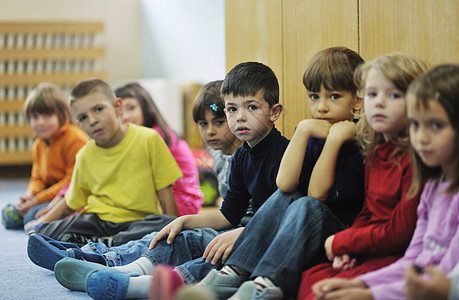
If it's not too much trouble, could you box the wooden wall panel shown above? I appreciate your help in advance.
[282,0,359,137]
[225,0,284,132]
[360,0,459,65]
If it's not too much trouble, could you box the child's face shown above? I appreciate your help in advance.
[29,112,60,143]
[408,95,456,180]
[121,97,144,126]
[364,67,407,140]
[307,84,361,123]
[197,110,240,155]
[71,92,125,148]
[224,91,278,148]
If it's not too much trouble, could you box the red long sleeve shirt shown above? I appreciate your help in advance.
[332,141,420,257]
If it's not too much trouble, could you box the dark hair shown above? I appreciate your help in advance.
[115,82,173,146]
[407,64,459,195]
[24,82,73,126]
[303,46,364,94]
[221,62,279,107]
[69,78,116,105]
[192,80,225,123]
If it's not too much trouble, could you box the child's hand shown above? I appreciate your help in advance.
[328,121,356,144]
[324,235,335,261]
[203,227,244,265]
[332,254,357,271]
[148,217,185,250]
[17,195,38,215]
[405,265,449,300]
[35,206,50,218]
[297,119,332,139]
[312,277,368,299]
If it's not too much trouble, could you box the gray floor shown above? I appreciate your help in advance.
[0,178,89,299]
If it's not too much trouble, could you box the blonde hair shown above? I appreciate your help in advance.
[24,82,73,126]
[354,53,428,162]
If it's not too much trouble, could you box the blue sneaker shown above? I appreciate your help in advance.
[54,258,114,292]
[2,204,23,229]
[86,270,139,300]
[27,233,79,271]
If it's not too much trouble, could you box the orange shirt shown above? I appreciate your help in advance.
[28,122,89,203]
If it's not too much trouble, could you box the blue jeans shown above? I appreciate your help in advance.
[81,232,158,266]
[226,189,345,297]
[143,228,224,283]
[82,227,224,283]
[24,203,49,225]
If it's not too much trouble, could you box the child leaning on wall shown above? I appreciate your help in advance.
[28,78,182,247]
[311,63,459,300]
[192,46,367,300]
[1,82,88,230]
[302,53,429,300]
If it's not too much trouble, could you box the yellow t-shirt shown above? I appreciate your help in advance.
[66,124,183,223]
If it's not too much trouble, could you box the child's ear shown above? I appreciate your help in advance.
[270,103,283,122]
[114,98,124,117]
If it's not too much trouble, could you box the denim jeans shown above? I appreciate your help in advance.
[143,227,224,283]
[226,189,345,297]
[81,232,158,266]
[82,227,224,283]
[24,202,49,225]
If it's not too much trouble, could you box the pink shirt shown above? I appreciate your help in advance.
[153,126,203,215]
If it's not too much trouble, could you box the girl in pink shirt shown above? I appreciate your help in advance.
[115,83,203,216]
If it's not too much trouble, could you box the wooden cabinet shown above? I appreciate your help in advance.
[0,22,105,165]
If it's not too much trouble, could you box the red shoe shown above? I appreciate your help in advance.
[149,264,184,300]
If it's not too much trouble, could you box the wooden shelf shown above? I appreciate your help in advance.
[0,151,33,165]
[0,21,105,166]
[0,22,103,33]
[0,48,104,60]
[0,126,33,137]
[0,100,25,112]
[0,73,105,86]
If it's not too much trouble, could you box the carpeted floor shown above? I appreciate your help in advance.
[0,178,89,299]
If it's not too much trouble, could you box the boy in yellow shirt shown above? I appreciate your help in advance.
[29,79,182,256]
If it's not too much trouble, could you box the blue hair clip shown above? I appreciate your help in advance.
[210,104,218,111]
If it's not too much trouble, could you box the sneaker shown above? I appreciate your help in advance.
[149,264,184,300]
[2,204,23,229]
[54,258,113,292]
[198,269,247,300]
[27,233,79,271]
[229,280,283,300]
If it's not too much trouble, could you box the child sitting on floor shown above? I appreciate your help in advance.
[1,83,88,230]
[28,78,182,252]
[310,64,459,300]
[116,82,203,217]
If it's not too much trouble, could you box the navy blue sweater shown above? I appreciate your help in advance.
[220,128,365,227]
